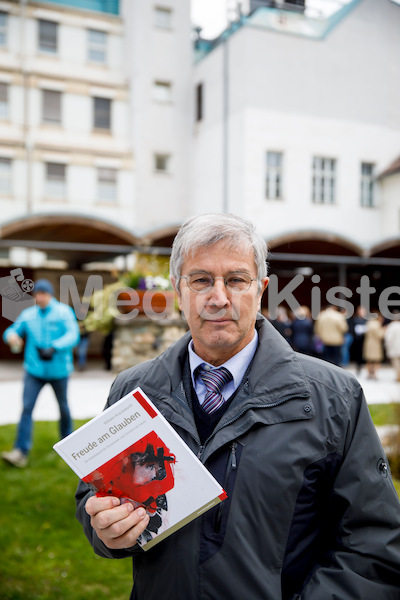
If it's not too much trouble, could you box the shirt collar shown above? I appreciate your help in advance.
[38,297,55,314]
[188,329,258,389]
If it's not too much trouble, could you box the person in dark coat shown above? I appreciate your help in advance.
[291,305,314,355]
[268,306,292,344]
[352,305,367,373]
[75,214,400,600]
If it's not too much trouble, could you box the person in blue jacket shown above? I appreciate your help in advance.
[2,278,80,467]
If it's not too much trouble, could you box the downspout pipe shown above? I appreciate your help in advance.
[20,0,33,215]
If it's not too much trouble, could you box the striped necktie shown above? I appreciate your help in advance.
[198,366,232,414]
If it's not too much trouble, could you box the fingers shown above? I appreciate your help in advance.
[85,495,120,516]
[85,495,150,550]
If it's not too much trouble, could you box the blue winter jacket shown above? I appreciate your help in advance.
[3,298,80,380]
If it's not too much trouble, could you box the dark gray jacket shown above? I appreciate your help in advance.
[76,317,400,600]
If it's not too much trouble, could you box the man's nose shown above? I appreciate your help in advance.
[208,277,229,304]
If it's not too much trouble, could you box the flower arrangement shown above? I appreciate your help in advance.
[83,254,176,334]
[121,272,173,291]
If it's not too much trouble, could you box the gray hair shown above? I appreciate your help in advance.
[170,213,268,290]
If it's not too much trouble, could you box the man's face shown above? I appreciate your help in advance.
[34,291,52,308]
[173,241,268,366]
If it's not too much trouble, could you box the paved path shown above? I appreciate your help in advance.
[0,361,114,426]
[0,361,400,427]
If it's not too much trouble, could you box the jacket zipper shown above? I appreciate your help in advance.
[177,394,310,534]
[214,441,237,533]
[209,394,309,534]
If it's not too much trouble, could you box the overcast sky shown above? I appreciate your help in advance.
[191,0,228,39]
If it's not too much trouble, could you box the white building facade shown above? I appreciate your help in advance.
[0,0,399,268]
[0,0,135,237]
[192,0,400,252]
[122,0,192,234]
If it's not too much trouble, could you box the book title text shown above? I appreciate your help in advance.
[71,413,141,461]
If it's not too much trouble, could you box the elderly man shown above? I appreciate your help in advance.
[76,214,400,600]
[2,278,80,467]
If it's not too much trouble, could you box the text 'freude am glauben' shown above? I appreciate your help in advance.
[71,413,141,461]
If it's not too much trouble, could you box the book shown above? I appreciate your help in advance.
[53,386,227,551]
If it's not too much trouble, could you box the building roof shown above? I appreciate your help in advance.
[194,0,362,61]
[36,0,119,15]
[378,156,400,180]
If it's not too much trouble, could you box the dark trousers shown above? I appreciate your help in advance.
[322,345,342,367]
[15,372,72,454]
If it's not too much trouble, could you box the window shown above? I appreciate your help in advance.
[154,6,172,29]
[98,168,117,202]
[195,83,203,122]
[0,82,9,120]
[38,20,58,54]
[93,97,111,130]
[153,81,172,103]
[45,162,66,198]
[42,89,61,124]
[360,162,375,207]
[0,157,11,195]
[266,152,283,199]
[154,154,170,172]
[312,156,336,204]
[88,29,107,63]
[0,11,7,46]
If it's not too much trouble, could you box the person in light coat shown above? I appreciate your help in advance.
[385,312,400,382]
[363,314,385,379]
[314,305,348,366]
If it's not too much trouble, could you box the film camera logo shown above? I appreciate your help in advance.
[0,268,35,323]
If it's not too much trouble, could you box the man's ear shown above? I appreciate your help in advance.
[261,277,269,294]
[257,277,269,311]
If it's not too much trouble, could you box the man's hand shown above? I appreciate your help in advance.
[85,495,150,550]
[7,334,23,353]
[7,333,23,347]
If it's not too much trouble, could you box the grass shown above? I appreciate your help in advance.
[0,421,132,600]
[368,403,400,481]
[1,411,399,599]
[368,403,400,427]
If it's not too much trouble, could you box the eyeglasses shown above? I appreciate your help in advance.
[180,272,258,294]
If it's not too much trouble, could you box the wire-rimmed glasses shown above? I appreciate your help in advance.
[180,272,258,294]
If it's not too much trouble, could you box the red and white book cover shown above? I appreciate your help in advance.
[53,387,227,550]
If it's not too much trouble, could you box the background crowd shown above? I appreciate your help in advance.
[264,304,400,381]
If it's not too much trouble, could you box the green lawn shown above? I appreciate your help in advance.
[0,421,132,600]
[368,403,400,427]
[1,412,399,599]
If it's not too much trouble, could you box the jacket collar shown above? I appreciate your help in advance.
[133,316,312,456]
[248,316,311,404]
[37,296,56,315]
[140,315,310,407]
